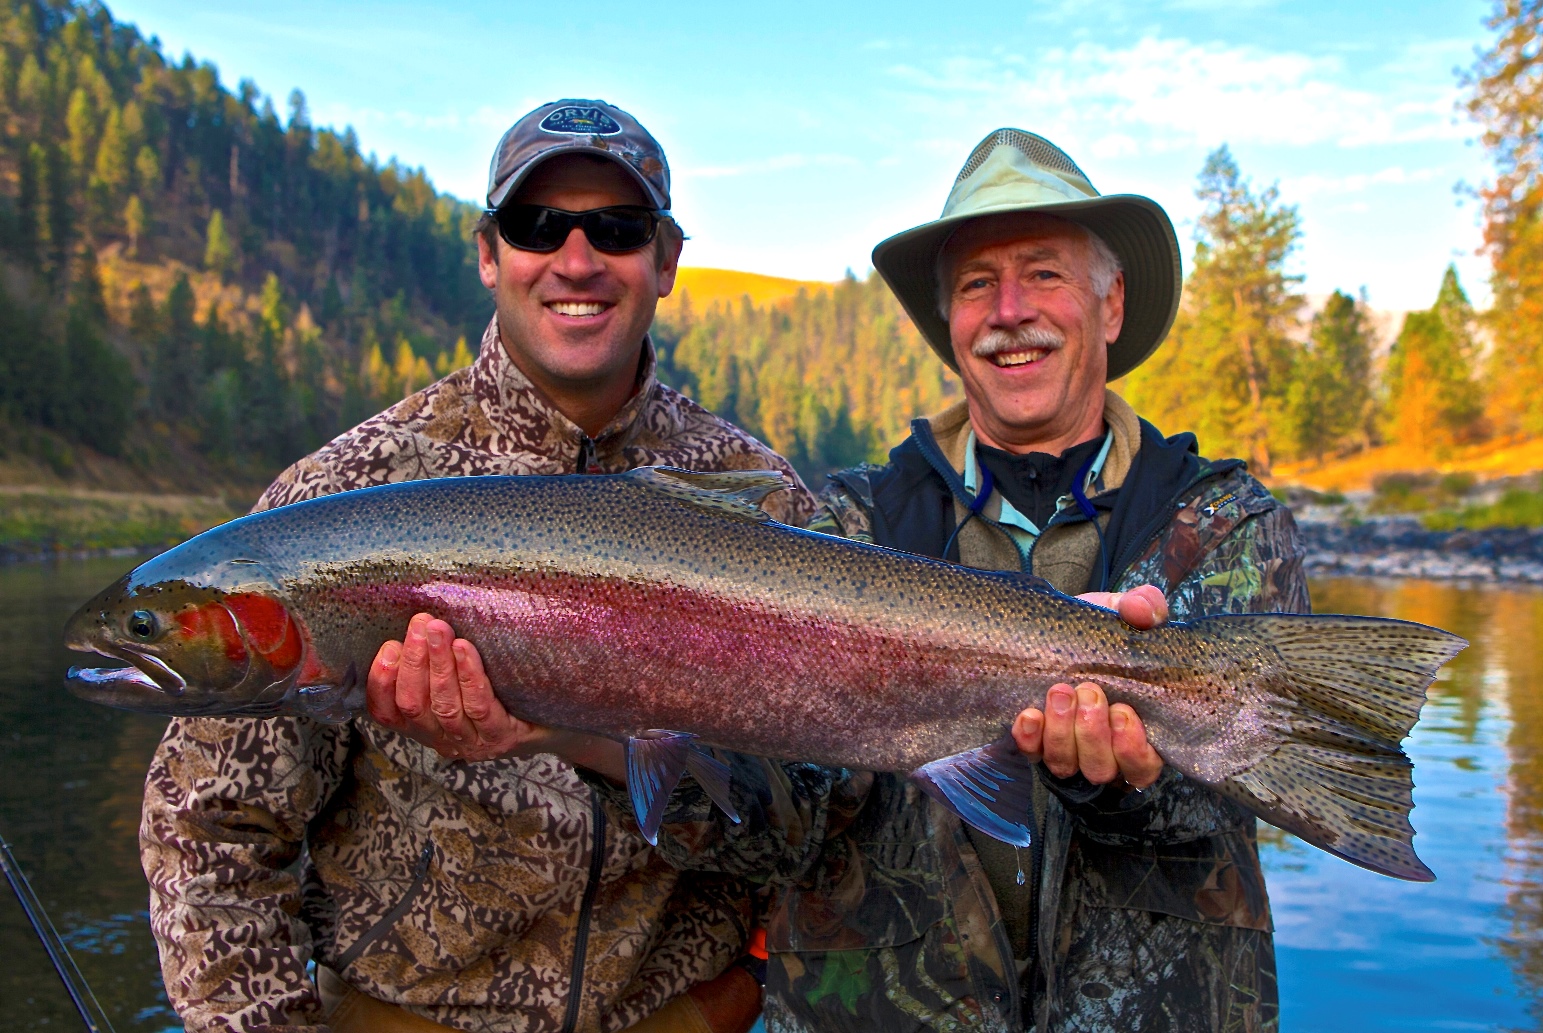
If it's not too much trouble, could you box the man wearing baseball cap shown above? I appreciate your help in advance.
[606,130,1309,1031]
[141,99,808,1033]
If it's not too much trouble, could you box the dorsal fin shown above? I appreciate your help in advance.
[624,466,788,523]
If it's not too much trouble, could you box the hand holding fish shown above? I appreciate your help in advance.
[1010,583,1168,791]
[367,612,625,777]
[367,585,1172,789]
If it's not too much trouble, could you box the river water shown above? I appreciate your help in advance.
[0,560,1538,1031]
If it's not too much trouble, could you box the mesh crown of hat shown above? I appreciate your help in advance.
[954,130,1093,190]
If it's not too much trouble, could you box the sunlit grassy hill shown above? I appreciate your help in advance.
[662,268,835,314]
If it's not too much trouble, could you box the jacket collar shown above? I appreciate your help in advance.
[467,315,661,470]
[911,389,1145,510]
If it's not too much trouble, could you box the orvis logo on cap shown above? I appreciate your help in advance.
[539,106,623,136]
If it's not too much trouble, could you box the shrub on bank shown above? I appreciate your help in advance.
[1424,488,1543,531]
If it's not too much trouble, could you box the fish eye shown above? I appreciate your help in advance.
[127,609,159,641]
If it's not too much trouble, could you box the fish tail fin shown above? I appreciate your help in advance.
[1198,613,1466,882]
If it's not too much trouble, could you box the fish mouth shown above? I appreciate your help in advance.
[65,645,188,711]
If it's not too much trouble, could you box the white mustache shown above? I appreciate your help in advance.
[971,326,1065,359]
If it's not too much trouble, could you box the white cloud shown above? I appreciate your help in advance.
[310,102,509,135]
[1281,165,1445,199]
[886,35,1467,154]
[675,153,860,180]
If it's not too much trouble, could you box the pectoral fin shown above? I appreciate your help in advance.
[625,731,742,844]
[911,737,1037,847]
[626,731,694,845]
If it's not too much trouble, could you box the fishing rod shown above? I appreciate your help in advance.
[0,827,116,1033]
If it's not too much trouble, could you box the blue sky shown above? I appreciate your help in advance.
[108,0,1496,312]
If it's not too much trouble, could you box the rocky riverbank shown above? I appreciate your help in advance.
[1298,517,1543,583]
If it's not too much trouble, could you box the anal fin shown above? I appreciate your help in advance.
[626,731,742,844]
[911,737,1036,847]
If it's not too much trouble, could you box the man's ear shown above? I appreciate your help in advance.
[477,233,499,290]
[656,231,683,299]
[1103,271,1126,344]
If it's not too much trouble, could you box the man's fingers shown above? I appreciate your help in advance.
[454,640,500,725]
[394,613,434,722]
[1012,708,1044,760]
[1110,704,1164,789]
[1103,586,1169,630]
[1122,585,1169,629]
[1076,585,1168,630]
[425,620,473,742]
[1041,684,1079,778]
[366,640,404,725]
[1071,683,1119,784]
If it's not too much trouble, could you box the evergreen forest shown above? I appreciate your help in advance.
[0,0,488,485]
[2,0,1543,496]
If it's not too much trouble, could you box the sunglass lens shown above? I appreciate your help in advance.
[497,206,570,251]
[583,209,656,252]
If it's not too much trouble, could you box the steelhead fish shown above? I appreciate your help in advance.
[64,468,1465,881]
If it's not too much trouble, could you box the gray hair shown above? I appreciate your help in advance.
[935,219,1122,321]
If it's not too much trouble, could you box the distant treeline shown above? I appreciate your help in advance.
[1123,146,1488,474]
[0,0,488,479]
[4,0,1543,492]
[653,274,958,481]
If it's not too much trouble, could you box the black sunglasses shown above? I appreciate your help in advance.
[487,204,666,254]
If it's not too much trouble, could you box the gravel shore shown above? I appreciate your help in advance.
[1299,517,1543,583]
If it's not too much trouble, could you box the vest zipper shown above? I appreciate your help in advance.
[333,839,434,972]
[561,792,607,1033]
[1105,462,1240,582]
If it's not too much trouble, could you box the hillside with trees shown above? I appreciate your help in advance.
[0,0,488,491]
[654,273,958,480]
[3,0,1543,514]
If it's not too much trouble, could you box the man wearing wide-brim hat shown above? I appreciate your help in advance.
[630,130,1309,1031]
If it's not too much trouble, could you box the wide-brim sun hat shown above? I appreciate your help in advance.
[872,129,1181,382]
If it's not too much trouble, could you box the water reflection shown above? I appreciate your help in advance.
[1269,578,1539,1032]
[0,567,1540,1030]
[0,557,173,1032]
[1487,588,1543,1032]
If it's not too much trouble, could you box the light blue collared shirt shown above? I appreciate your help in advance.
[962,427,1115,564]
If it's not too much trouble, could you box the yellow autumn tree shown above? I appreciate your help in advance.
[1466,0,1543,436]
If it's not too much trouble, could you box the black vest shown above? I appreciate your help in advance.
[833,417,1238,584]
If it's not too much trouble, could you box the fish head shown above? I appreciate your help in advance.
[64,548,311,717]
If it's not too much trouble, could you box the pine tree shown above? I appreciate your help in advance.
[1284,290,1375,462]
[123,193,144,255]
[61,250,133,454]
[151,273,199,421]
[1384,270,1484,455]
[64,86,95,186]
[204,208,234,279]
[0,0,499,474]
[1124,147,1303,471]
[1465,0,1543,435]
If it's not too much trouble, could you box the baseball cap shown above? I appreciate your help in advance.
[486,99,671,212]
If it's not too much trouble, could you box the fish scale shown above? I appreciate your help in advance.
[64,467,1466,881]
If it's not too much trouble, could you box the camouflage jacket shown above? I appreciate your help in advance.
[592,399,1307,1033]
[140,316,815,1033]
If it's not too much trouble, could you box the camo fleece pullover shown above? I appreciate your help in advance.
[139,316,814,1033]
[590,395,1309,1033]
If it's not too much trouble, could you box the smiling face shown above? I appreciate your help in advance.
[942,215,1124,455]
[478,154,682,436]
